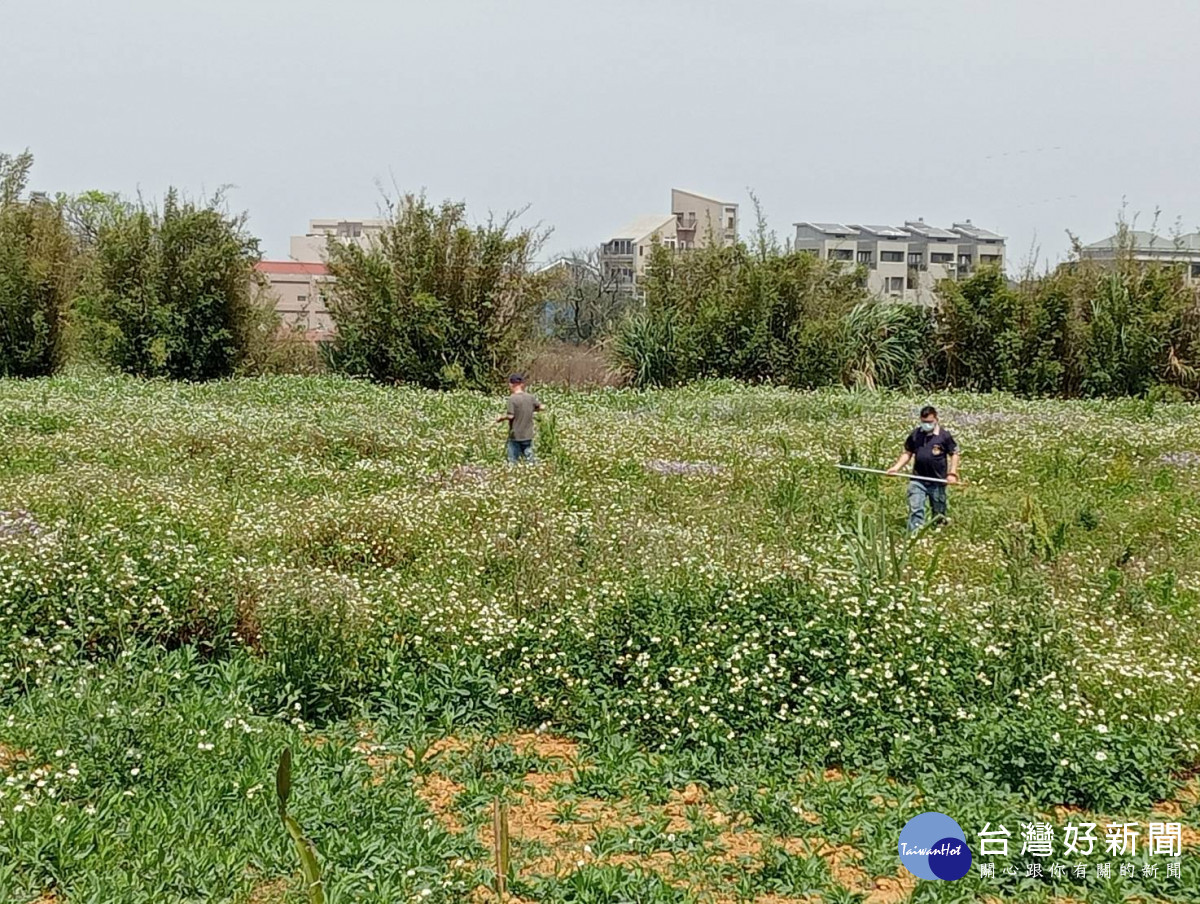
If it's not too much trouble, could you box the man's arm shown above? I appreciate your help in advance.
[946,452,960,484]
[886,451,913,475]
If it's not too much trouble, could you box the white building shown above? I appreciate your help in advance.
[792,218,1006,304]
[600,189,739,287]
[289,218,386,263]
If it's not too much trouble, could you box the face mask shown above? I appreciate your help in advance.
[919,421,936,433]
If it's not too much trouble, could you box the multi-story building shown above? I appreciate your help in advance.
[289,217,386,263]
[949,220,1006,276]
[600,214,678,285]
[672,188,739,249]
[792,218,1006,304]
[1079,230,1200,282]
[254,260,334,340]
[600,189,739,286]
[846,224,911,297]
[254,217,386,340]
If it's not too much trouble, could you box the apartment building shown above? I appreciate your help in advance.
[600,214,678,284]
[255,260,334,339]
[250,217,385,340]
[792,218,1006,304]
[1079,230,1200,282]
[289,217,386,263]
[672,189,739,249]
[600,189,739,286]
[950,221,1006,275]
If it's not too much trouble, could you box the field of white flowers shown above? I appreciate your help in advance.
[1,374,1198,903]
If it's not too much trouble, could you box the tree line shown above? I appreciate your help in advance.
[607,231,1200,399]
[4,149,1199,398]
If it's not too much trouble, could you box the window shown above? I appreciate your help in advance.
[724,207,736,230]
[958,254,973,268]
[906,273,917,290]
[297,294,308,303]
[857,250,873,264]
[888,276,905,292]
[881,250,904,263]
[980,254,1002,266]
[1192,264,1200,278]
[828,248,854,261]
[638,246,643,256]
[930,252,954,264]
[907,252,923,267]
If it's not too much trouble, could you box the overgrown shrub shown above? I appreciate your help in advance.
[934,228,1200,397]
[611,240,868,388]
[77,189,261,380]
[839,299,934,390]
[0,151,75,377]
[324,194,548,389]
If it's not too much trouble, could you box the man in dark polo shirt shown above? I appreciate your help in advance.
[886,405,960,531]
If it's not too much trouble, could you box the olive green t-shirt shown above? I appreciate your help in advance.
[506,392,541,441]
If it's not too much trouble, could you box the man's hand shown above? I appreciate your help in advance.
[946,473,959,485]
[885,467,900,476]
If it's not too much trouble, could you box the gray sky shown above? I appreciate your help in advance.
[6,0,1200,268]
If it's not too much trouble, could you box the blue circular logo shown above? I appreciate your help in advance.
[898,811,972,881]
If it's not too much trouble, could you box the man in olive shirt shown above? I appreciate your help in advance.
[886,405,960,531]
[496,374,544,463]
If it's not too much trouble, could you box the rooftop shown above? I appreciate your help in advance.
[605,214,676,243]
[951,221,1006,241]
[903,221,960,240]
[851,224,910,238]
[795,222,860,236]
[1084,231,1200,254]
[308,218,387,228]
[672,188,737,206]
[256,260,331,276]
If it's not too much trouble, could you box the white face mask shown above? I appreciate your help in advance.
[919,421,936,433]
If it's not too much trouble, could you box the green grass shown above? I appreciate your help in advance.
[1,373,1199,902]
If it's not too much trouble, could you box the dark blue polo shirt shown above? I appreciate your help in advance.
[905,427,958,480]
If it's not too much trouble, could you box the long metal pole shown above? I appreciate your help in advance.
[835,464,952,485]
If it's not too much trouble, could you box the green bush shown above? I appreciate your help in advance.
[324,193,548,389]
[77,189,261,380]
[610,241,868,389]
[0,151,75,377]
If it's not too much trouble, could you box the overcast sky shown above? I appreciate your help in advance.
[6,0,1200,268]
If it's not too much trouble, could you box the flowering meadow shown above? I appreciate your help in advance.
[1,373,1199,903]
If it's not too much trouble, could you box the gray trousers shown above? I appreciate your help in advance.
[907,480,947,531]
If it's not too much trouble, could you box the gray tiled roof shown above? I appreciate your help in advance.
[851,224,910,238]
[796,222,859,236]
[904,221,960,239]
[952,222,1006,241]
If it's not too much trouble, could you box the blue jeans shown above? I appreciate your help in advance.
[507,439,534,464]
[907,480,947,531]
